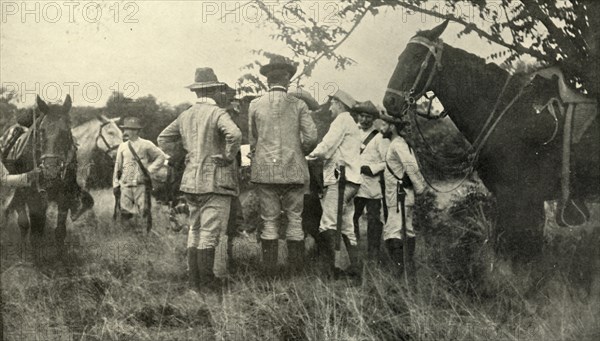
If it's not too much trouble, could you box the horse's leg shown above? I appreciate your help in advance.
[27,193,48,262]
[495,194,545,264]
[15,191,30,258]
[55,197,70,258]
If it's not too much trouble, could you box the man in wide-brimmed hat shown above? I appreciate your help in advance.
[378,110,426,281]
[113,116,166,233]
[307,89,363,279]
[350,100,390,264]
[158,67,242,293]
[248,55,317,277]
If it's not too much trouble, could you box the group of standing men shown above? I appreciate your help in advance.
[111,56,426,294]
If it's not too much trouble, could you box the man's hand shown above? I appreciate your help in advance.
[360,165,374,176]
[344,183,359,205]
[305,153,318,161]
[25,167,42,184]
[113,186,121,198]
[211,154,233,166]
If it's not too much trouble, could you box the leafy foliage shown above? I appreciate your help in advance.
[248,0,599,95]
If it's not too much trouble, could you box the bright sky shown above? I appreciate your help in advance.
[1,1,504,108]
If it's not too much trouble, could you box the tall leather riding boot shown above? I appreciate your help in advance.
[367,222,383,262]
[385,238,404,278]
[286,240,305,275]
[342,234,362,278]
[261,239,279,278]
[406,237,417,279]
[197,248,217,291]
[187,248,200,291]
[318,230,337,277]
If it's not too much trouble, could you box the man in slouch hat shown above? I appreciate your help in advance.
[351,100,390,263]
[113,116,165,233]
[248,55,317,276]
[158,67,241,293]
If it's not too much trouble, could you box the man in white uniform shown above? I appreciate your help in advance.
[379,111,426,279]
[307,89,362,278]
[352,100,390,262]
[113,117,166,233]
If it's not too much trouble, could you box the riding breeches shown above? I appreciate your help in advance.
[185,193,232,249]
[255,183,305,241]
[383,204,415,240]
[318,183,359,246]
[120,185,147,216]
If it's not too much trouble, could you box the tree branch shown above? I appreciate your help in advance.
[520,1,581,57]
[291,3,372,82]
[391,1,548,61]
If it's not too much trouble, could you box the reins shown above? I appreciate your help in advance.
[96,120,120,157]
[387,36,531,193]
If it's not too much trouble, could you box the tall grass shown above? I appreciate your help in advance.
[1,188,599,340]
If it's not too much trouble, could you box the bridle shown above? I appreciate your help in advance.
[386,36,448,120]
[386,35,530,192]
[96,120,120,157]
[32,111,77,191]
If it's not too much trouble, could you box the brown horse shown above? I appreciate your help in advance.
[8,95,84,257]
[383,21,599,263]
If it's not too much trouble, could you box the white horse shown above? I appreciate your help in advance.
[72,115,122,189]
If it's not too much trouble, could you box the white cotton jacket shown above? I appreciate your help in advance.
[384,135,426,206]
[113,137,166,188]
[311,111,362,187]
[356,127,390,199]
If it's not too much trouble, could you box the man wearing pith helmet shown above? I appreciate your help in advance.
[351,100,390,263]
[158,67,242,293]
[248,55,317,277]
[307,89,363,279]
[113,116,166,233]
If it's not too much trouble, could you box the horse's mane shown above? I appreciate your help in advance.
[71,117,105,151]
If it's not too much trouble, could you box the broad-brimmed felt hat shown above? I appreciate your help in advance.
[351,100,380,118]
[329,89,357,109]
[186,67,228,90]
[259,55,298,77]
[288,87,320,110]
[120,117,143,130]
[379,111,405,124]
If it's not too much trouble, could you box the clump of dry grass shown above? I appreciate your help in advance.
[2,188,599,340]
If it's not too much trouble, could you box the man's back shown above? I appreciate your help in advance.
[159,102,241,195]
[249,89,317,184]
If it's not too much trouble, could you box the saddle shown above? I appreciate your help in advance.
[534,67,598,143]
[533,67,598,227]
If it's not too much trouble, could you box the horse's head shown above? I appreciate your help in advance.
[384,20,449,123]
[36,95,74,181]
[96,115,123,158]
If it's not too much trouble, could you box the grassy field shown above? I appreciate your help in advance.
[1,186,599,340]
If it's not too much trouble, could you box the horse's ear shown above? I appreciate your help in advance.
[63,94,72,112]
[36,95,49,113]
[97,114,109,123]
[420,19,449,41]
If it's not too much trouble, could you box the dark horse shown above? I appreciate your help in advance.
[383,21,599,262]
[8,95,84,257]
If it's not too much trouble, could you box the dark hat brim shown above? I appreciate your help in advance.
[119,124,143,129]
[288,88,320,110]
[351,107,380,117]
[185,81,229,90]
[259,63,297,77]
[379,113,405,124]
